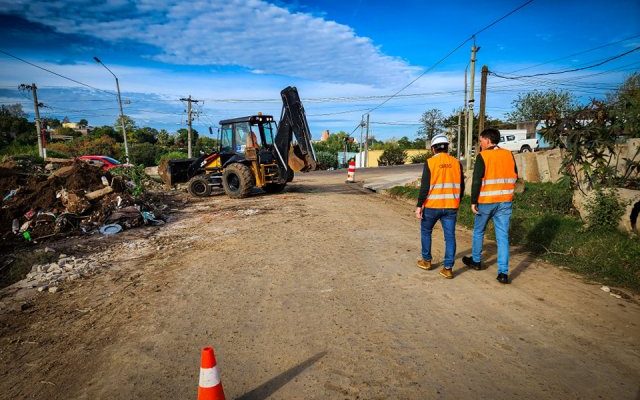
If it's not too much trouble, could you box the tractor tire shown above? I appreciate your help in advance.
[520,145,532,153]
[264,183,286,194]
[286,169,295,182]
[187,176,212,197]
[222,163,255,198]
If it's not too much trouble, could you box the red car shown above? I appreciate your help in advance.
[78,155,126,171]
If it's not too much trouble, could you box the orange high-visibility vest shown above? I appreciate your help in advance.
[478,147,517,204]
[424,153,462,209]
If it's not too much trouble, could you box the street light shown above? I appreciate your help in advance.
[93,56,129,163]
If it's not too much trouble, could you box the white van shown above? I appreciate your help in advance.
[498,129,539,153]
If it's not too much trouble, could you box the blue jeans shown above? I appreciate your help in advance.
[421,208,458,269]
[471,202,513,274]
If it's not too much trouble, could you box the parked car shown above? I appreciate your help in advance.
[498,129,539,153]
[78,155,127,171]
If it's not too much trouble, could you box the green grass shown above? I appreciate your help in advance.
[389,182,640,291]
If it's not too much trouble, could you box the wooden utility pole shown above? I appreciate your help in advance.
[364,113,370,168]
[457,111,462,159]
[478,65,489,137]
[466,44,479,171]
[180,95,200,158]
[19,84,43,157]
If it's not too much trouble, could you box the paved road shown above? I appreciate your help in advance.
[1,166,638,399]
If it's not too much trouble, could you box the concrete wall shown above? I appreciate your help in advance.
[358,149,431,168]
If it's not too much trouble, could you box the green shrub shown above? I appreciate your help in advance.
[45,149,71,159]
[157,151,189,164]
[0,143,39,157]
[409,151,432,164]
[378,147,406,166]
[585,189,625,231]
[128,142,158,167]
[110,165,147,197]
[316,151,338,170]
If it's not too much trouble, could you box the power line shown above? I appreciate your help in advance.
[507,33,640,74]
[365,0,534,114]
[0,49,116,96]
[490,46,640,79]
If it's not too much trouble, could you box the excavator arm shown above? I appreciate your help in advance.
[273,86,317,175]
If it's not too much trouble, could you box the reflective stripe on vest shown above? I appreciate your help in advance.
[424,153,462,209]
[478,148,517,204]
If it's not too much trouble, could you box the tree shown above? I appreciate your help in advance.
[378,145,407,166]
[131,127,158,144]
[176,128,199,146]
[313,131,358,153]
[78,119,88,127]
[195,136,219,154]
[0,104,33,147]
[156,129,174,146]
[417,108,444,143]
[114,115,136,134]
[91,125,122,142]
[397,136,413,150]
[1,103,26,118]
[608,72,640,138]
[507,89,576,126]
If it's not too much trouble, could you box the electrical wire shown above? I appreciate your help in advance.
[490,46,640,79]
[0,49,116,96]
[364,0,534,114]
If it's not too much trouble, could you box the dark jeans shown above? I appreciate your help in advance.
[420,208,458,269]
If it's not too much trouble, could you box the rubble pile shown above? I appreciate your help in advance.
[1,158,167,251]
[14,253,108,293]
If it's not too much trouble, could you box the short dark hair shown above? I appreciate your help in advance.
[480,128,500,145]
[431,143,449,153]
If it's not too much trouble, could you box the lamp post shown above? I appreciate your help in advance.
[93,56,129,163]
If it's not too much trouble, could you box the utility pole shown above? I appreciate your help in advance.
[180,95,200,158]
[19,84,44,157]
[93,57,129,163]
[364,113,370,168]
[466,43,479,171]
[457,111,462,159]
[478,65,489,140]
[359,118,364,167]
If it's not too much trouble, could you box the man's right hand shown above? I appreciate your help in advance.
[471,204,479,214]
[415,207,422,220]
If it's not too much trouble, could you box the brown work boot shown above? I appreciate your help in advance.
[416,259,432,270]
[439,267,454,279]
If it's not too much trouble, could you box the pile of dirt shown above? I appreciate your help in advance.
[1,160,168,252]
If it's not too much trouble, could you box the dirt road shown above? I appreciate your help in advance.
[1,169,639,399]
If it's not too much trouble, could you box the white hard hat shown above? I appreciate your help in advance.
[431,134,449,146]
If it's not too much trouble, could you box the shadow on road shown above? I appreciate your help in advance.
[236,351,327,400]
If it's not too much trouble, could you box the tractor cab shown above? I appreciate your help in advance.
[218,115,280,167]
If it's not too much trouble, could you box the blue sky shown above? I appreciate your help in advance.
[0,0,639,141]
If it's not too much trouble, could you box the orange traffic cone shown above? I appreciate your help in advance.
[198,347,225,400]
[346,159,356,183]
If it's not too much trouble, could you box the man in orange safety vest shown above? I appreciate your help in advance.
[463,128,518,284]
[415,134,465,279]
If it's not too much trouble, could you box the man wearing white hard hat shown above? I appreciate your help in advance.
[415,134,465,279]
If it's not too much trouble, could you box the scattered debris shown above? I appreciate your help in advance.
[0,158,170,252]
[99,224,123,235]
[601,286,611,293]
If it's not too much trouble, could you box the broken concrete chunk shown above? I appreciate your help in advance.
[48,286,59,294]
[85,186,114,201]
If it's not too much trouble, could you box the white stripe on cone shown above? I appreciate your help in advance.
[199,366,221,388]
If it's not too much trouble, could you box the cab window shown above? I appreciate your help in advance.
[234,122,251,153]
[506,135,516,141]
[221,124,233,152]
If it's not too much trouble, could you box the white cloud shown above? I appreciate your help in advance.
[1,0,420,86]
